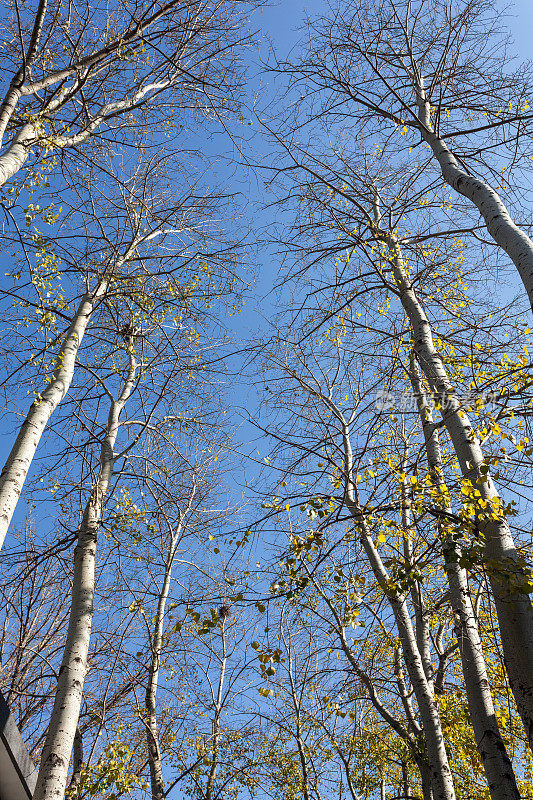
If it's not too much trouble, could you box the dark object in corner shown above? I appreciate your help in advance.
[0,690,37,800]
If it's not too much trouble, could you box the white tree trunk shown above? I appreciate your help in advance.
[0,122,36,188]
[0,77,169,197]
[409,358,521,800]
[145,502,192,800]
[336,415,456,800]
[347,506,456,800]
[329,603,432,798]
[205,628,227,800]
[146,563,172,800]
[414,77,533,312]
[0,280,109,551]
[400,468,433,687]
[0,0,47,146]
[299,379,454,800]
[32,350,137,800]
[384,228,533,754]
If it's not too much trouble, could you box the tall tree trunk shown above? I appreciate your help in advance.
[0,229,149,553]
[328,612,433,800]
[369,185,533,750]
[400,460,433,687]
[379,223,533,753]
[0,122,35,187]
[335,412,456,800]
[0,279,109,551]
[301,381,455,800]
[33,349,137,800]
[408,356,521,800]
[0,0,47,146]
[414,74,533,313]
[0,79,71,187]
[418,764,434,800]
[348,511,455,800]
[402,761,412,800]
[145,559,174,800]
[205,627,227,800]
[145,499,194,800]
[393,649,434,800]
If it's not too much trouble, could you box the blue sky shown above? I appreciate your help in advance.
[0,2,533,789]
[2,0,532,537]
[507,0,533,58]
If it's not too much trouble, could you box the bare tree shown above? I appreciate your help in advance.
[0,523,70,754]
[273,0,533,310]
[0,0,255,188]
[0,148,244,553]
[261,51,533,766]
[33,331,139,800]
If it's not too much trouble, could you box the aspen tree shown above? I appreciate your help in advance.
[255,325,531,798]
[34,337,139,800]
[275,0,533,309]
[127,444,237,800]
[254,339,456,800]
[372,214,533,755]
[308,391,455,800]
[0,152,243,554]
[0,230,148,551]
[264,58,533,753]
[408,354,521,800]
[0,0,254,189]
[143,498,196,800]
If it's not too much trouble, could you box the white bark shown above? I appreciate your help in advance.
[414,77,533,312]
[146,558,174,800]
[145,493,195,800]
[52,80,170,150]
[0,0,195,189]
[0,85,23,149]
[0,279,109,551]
[381,224,533,754]
[400,468,433,687]
[346,508,455,800]
[409,358,521,800]
[295,376,453,800]
[0,229,154,552]
[330,403,456,800]
[393,653,434,800]
[0,82,76,187]
[33,349,137,800]
[0,78,169,190]
[402,762,413,800]
[205,627,227,800]
[325,601,433,800]
[10,0,181,100]
[0,0,47,145]
[0,122,36,187]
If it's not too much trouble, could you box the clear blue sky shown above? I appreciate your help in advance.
[507,0,533,60]
[255,0,533,69]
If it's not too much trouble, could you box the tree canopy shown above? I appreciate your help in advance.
[1,2,533,800]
